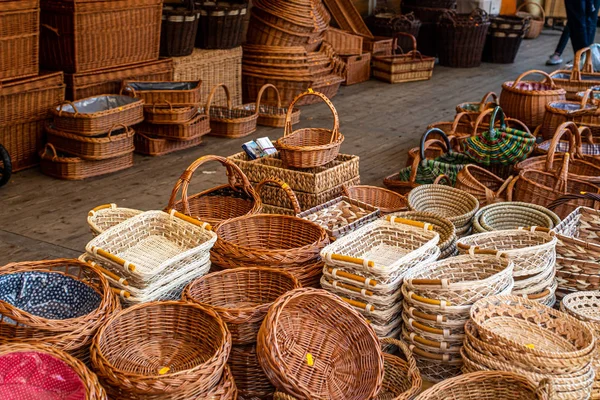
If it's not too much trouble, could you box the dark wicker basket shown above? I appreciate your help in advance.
[160,0,200,57]
[483,15,531,64]
[403,0,457,8]
[437,9,490,68]
[365,10,421,52]
[196,0,248,49]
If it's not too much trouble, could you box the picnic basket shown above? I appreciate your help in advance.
[167,155,262,226]
[517,1,545,39]
[87,203,142,236]
[206,83,259,138]
[343,185,407,214]
[91,300,231,397]
[51,95,144,136]
[372,33,435,84]
[437,9,491,68]
[183,267,301,345]
[472,202,561,233]
[143,103,197,124]
[275,90,344,169]
[237,83,301,128]
[122,80,202,106]
[500,70,566,130]
[455,165,514,206]
[257,288,384,400]
[160,0,199,57]
[45,123,135,161]
[535,125,600,158]
[0,342,108,400]
[0,258,118,361]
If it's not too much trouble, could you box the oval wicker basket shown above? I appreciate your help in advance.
[206,83,259,138]
[388,210,457,258]
[455,165,513,206]
[472,202,561,233]
[343,184,407,214]
[517,1,545,39]
[182,267,301,345]
[91,300,231,397]
[456,91,498,119]
[228,343,274,399]
[87,203,142,236]
[238,83,301,128]
[257,288,384,400]
[275,90,344,168]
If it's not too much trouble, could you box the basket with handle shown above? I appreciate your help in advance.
[87,203,143,237]
[182,267,301,345]
[550,46,600,100]
[540,89,600,140]
[500,70,566,130]
[255,177,302,216]
[536,125,600,158]
[122,80,202,106]
[389,211,457,258]
[371,33,435,84]
[404,130,461,168]
[160,0,199,57]
[136,112,210,141]
[143,102,197,124]
[455,165,513,206]
[472,202,561,233]
[257,288,385,400]
[515,1,545,39]
[206,83,259,138]
[237,84,301,128]
[456,91,498,119]
[275,90,344,169]
[428,111,475,141]
[343,185,407,214]
[166,155,262,226]
[437,9,491,68]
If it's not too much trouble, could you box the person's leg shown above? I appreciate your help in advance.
[547,26,570,65]
[588,0,600,45]
[566,0,591,52]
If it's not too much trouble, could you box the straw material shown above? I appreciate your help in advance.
[91,301,231,397]
[455,165,513,206]
[122,80,202,106]
[551,46,600,100]
[160,1,199,57]
[324,27,363,56]
[182,267,301,345]
[196,0,247,50]
[257,288,384,400]
[539,94,599,141]
[87,203,142,237]
[0,1,38,82]
[343,185,407,214]
[456,91,498,120]
[388,211,457,258]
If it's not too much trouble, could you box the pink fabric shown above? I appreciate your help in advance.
[0,352,86,400]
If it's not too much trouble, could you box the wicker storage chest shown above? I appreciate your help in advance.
[0,0,39,82]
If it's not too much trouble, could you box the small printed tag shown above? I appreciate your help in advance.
[306,353,314,367]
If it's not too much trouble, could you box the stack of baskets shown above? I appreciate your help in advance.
[436,9,491,68]
[401,251,514,381]
[471,202,562,233]
[122,80,211,155]
[195,0,248,50]
[553,207,600,299]
[463,295,596,400]
[183,267,301,399]
[561,291,600,398]
[320,216,441,341]
[390,211,458,258]
[91,300,235,399]
[84,210,217,305]
[458,228,558,306]
[401,0,458,57]
[41,94,143,179]
[483,14,531,64]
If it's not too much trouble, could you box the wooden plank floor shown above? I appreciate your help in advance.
[0,29,573,264]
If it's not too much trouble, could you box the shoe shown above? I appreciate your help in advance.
[546,54,563,65]
[565,60,573,68]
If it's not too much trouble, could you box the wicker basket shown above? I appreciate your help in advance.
[237,83,301,128]
[0,342,108,400]
[87,203,142,237]
[343,185,407,214]
[517,1,545,39]
[228,343,273,399]
[40,0,162,73]
[206,83,258,138]
[456,91,498,119]
[540,92,600,141]
[0,259,118,361]
[183,267,301,345]
[40,144,134,180]
[389,211,457,258]
[137,112,210,141]
[323,27,363,56]
[342,53,372,86]
[535,124,600,158]
[437,9,491,68]
[122,80,202,107]
[134,131,204,156]
[372,33,435,84]
[143,103,198,125]
[500,70,566,130]
[91,300,231,397]
[51,95,144,136]
[160,0,199,57]
[45,123,135,161]
[255,177,302,215]
[455,165,514,206]
[257,288,384,400]
[483,15,530,64]
[275,90,344,169]
[0,0,38,82]
[472,202,561,233]
[196,0,247,49]
[167,155,262,226]
[550,47,600,100]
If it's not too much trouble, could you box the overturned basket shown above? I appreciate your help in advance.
[275,90,344,168]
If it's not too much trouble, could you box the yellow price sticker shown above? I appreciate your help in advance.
[306,353,314,367]
[525,344,535,350]
[158,367,171,375]
[281,183,290,190]
[308,88,314,93]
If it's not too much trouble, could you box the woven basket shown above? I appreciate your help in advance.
[167,155,262,226]
[0,342,108,400]
[323,27,363,56]
[500,70,566,130]
[275,90,344,169]
[257,288,384,400]
[517,1,545,39]
[196,0,248,49]
[160,0,199,57]
[389,211,457,258]
[535,124,600,159]
[91,301,231,397]
[455,165,513,206]
[122,80,202,106]
[206,83,258,138]
[255,177,302,215]
[183,267,301,345]
[540,92,600,141]
[134,132,204,156]
[51,95,144,136]
[550,47,600,100]
[472,202,561,233]
[237,83,301,128]
[87,203,142,237]
[46,123,135,161]
[437,9,491,68]
[0,0,38,82]
[0,259,118,361]
[143,103,197,124]
[343,185,407,214]
[456,91,498,120]
[137,112,210,141]
[228,343,273,399]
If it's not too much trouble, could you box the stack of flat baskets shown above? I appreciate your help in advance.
[87,203,142,236]
[401,250,514,382]
[320,216,440,341]
[471,202,561,233]
[85,210,217,305]
[389,211,458,258]
[561,291,600,398]
[458,228,558,306]
[552,206,600,299]
[463,295,596,400]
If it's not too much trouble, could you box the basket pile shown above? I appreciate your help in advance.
[91,301,235,399]
[458,228,558,306]
[551,46,600,100]
[471,202,561,233]
[41,95,142,179]
[390,211,458,258]
[320,217,440,340]
[401,0,458,57]
[0,259,118,362]
[483,14,531,64]
[84,210,217,305]
[183,267,301,399]
[463,295,596,400]
[401,251,514,381]
[437,9,490,68]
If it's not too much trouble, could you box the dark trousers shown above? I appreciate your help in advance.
[565,0,600,53]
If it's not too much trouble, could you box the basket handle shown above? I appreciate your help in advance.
[284,89,340,143]
[525,288,551,300]
[326,266,378,287]
[433,174,452,186]
[152,100,174,113]
[516,1,545,20]
[42,143,59,161]
[536,379,556,399]
[578,88,594,110]
[120,83,137,98]
[386,215,433,230]
[546,192,600,210]
[409,345,452,361]
[546,122,583,171]
[167,209,213,230]
[327,253,375,268]
[512,69,556,88]
[410,135,453,184]
[205,83,232,116]
[255,177,301,215]
[88,203,117,215]
[394,32,417,53]
[489,175,515,204]
[571,47,592,80]
[478,92,499,111]
[166,155,254,215]
[80,256,130,286]
[456,243,509,258]
[487,106,507,140]
[326,277,374,296]
[451,112,474,135]
[89,246,136,272]
[409,291,451,306]
[420,128,452,161]
[407,307,448,323]
[552,152,570,193]
[380,338,421,383]
[56,101,80,116]
[255,83,282,110]
[341,296,375,312]
[580,126,596,144]
[505,117,531,134]
[106,123,129,141]
[505,175,520,201]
